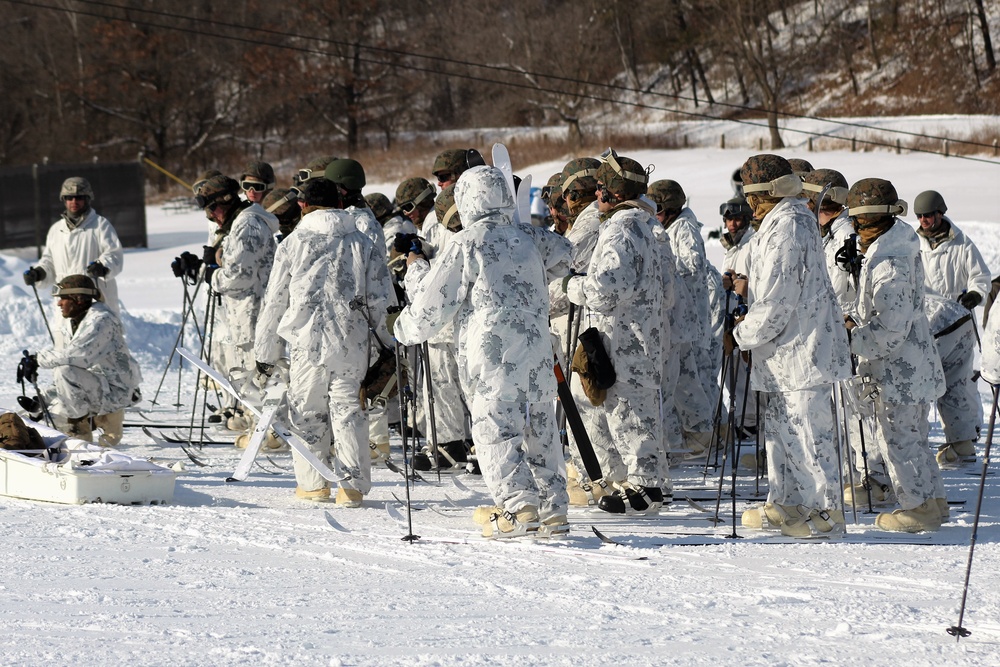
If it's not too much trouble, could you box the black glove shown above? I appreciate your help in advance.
[253,361,274,389]
[16,352,38,385]
[204,265,217,285]
[959,291,982,310]
[22,266,46,286]
[86,261,110,278]
[203,245,219,267]
[393,233,421,255]
[170,256,185,278]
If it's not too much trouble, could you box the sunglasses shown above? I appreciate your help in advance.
[63,195,88,202]
[241,180,267,192]
[564,189,587,202]
[434,171,454,183]
[916,212,937,219]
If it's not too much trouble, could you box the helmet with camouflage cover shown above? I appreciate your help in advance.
[647,179,686,213]
[325,158,367,192]
[846,178,907,227]
[296,155,339,185]
[435,184,461,232]
[263,187,297,219]
[719,196,753,220]
[914,190,947,216]
[239,161,275,188]
[365,192,394,224]
[543,172,565,205]
[595,149,648,201]
[60,177,94,201]
[194,174,240,210]
[192,169,223,194]
[740,154,802,199]
[786,158,814,178]
[560,157,600,195]
[432,149,471,181]
[54,274,101,301]
[395,177,435,212]
[802,168,849,208]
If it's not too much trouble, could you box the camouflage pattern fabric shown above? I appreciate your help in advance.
[872,402,945,510]
[823,211,857,312]
[740,154,793,186]
[37,302,141,418]
[917,217,991,301]
[923,293,980,444]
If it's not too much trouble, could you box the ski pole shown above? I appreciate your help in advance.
[31,283,55,345]
[391,319,419,543]
[947,382,998,641]
[21,350,54,428]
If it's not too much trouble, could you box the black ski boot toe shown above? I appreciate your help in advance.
[597,491,628,514]
[627,486,663,513]
[17,395,42,420]
[412,451,433,471]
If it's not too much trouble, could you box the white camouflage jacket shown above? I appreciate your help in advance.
[37,302,141,413]
[733,197,851,392]
[254,208,391,374]
[566,201,663,391]
[665,208,711,342]
[823,211,857,312]
[918,217,991,300]
[723,226,755,280]
[37,208,124,312]
[982,297,1000,385]
[394,166,555,403]
[848,219,945,405]
[211,205,276,347]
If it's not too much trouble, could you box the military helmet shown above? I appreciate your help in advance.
[296,155,339,185]
[786,158,814,177]
[324,158,367,192]
[740,154,801,198]
[239,161,275,187]
[560,157,601,195]
[432,149,471,180]
[542,172,565,204]
[647,179,686,212]
[395,177,435,211]
[847,178,907,222]
[60,177,94,201]
[192,169,223,194]
[194,174,240,209]
[595,149,648,201]
[54,274,101,300]
[263,187,297,218]
[719,196,753,220]
[364,192,394,224]
[801,168,849,207]
[914,190,947,216]
[435,184,461,232]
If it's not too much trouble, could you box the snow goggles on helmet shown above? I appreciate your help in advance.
[720,202,749,218]
[801,181,848,206]
[294,168,317,185]
[399,186,434,213]
[599,147,649,185]
[240,179,268,192]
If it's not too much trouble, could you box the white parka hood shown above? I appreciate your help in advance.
[454,166,514,225]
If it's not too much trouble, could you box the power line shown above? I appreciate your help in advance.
[9,0,1000,166]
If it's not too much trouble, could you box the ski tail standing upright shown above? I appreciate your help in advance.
[562,150,666,515]
[254,177,391,506]
[392,165,568,538]
[731,154,852,539]
[843,178,948,533]
[18,275,140,444]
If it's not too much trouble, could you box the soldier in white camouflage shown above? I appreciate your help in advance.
[563,150,666,515]
[732,154,852,539]
[238,161,279,235]
[393,165,568,538]
[254,178,392,506]
[801,168,856,312]
[843,178,948,533]
[18,275,141,445]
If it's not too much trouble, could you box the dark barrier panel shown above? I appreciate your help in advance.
[0,162,147,254]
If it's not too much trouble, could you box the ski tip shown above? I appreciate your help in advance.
[324,511,349,533]
[224,476,240,483]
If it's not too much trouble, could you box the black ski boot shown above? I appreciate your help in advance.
[17,395,42,421]
[597,484,664,514]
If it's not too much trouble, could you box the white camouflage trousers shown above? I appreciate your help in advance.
[286,348,371,495]
[43,366,104,420]
[416,342,471,443]
[763,385,840,511]
[470,395,568,520]
[661,350,683,450]
[935,321,980,444]
[674,342,714,434]
[872,401,946,510]
[725,352,758,429]
[571,376,667,490]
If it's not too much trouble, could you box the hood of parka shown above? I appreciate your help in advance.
[454,165,514,226]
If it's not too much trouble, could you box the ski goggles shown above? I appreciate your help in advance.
[240,179,268,192]
[399,186,435,213]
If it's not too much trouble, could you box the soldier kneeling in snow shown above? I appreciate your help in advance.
[18,275,141,445]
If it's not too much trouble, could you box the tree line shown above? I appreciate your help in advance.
[1,0,995,190]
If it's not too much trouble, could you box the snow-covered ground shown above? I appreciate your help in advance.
[1,140,1000,666]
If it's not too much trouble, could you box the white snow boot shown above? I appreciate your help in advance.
[741,502,799,529]
[295,485,331,502]
[936,440,977,468]
[780,508,846,539]
[875,499,942,533]
[481,506,539,539]
[335,487,363,508]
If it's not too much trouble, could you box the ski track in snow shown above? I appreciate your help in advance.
[2,140,1000,665]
